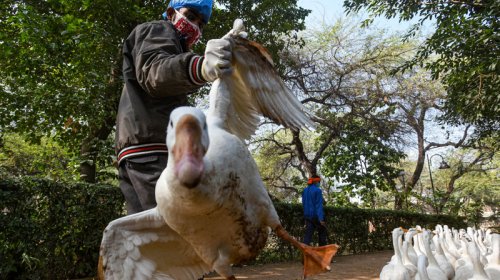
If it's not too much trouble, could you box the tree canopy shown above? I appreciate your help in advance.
[252,19,414,206]
[0,0,309,182]
[343,0,500,137]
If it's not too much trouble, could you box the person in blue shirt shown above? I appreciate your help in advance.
[302,175,328,246]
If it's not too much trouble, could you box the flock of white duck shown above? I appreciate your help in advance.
[381,226,499,280]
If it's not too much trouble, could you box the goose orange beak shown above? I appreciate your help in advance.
[173,114,205,188]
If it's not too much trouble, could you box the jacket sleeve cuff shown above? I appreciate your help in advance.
[188,55,207,86]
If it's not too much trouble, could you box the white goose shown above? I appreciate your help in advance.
[415,255,430,280]
[405,228,419,266]
[476,229,488,257]
[443,225,461,260]
[466,240,490,280]
[484,233,499,280]
[455,228,462,242]
[454,239,474,280]
[417,226,428,257]
[422,230,447,280]
[484,229,492,249]
[413,228,425,257]
[440,229,457,267]
[433,233,455,279]
[380,228,410,280]
[98,19,338,280]
[389,228,406,264]
[402,241,417,279]
[469,227,489,267]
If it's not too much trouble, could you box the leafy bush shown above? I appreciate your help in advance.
[0,134,80,181]
[0,177,124,279]
[0,177,467,278]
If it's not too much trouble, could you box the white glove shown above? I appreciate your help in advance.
[201,38,234,82]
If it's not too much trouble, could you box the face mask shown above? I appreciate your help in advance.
[172,10,201,49]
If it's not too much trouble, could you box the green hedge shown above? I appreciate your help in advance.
[257,203,468,263]
[0,177,124,280]
[0,177,468,279]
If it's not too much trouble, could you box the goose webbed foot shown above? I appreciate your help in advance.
[274,225,339,278]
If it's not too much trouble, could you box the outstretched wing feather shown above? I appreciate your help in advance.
[100,208,211,280]
[221,36,314,140]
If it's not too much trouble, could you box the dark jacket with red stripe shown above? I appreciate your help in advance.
[115,19,206,164]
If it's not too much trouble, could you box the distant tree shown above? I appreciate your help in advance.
[252,20,413,206]
[435,140,498,215]
[343,0,500,137]
[320,118,405,208]
[447,152,499,224]
[382,69,475,210]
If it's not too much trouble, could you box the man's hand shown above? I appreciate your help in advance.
[201,38,233,82]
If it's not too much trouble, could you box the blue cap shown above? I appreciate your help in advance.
[168,0,213,24]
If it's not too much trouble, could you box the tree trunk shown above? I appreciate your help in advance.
[292,130,316,176]
[79,137,97,183]
[79,56,122,182]
[409,120,426,190]
[436,174,461,214]
[394,193,404,210]
[79,116,116,183]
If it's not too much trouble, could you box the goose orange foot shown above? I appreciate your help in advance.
[274,225,339,279]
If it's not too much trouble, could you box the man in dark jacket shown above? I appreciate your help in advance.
[302,175,328,246]
[116,0,233,214]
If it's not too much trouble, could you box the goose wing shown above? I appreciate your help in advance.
[99,208,211,280]
[216,19,314,140]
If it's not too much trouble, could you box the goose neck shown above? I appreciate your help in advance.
[469,242,490,279]
[424,235,439,266]
[491,234,500,265]
[392,232,404,263]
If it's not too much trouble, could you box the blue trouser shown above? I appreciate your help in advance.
[303,218,328,246]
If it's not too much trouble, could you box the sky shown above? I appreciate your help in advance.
[297,0,435,34]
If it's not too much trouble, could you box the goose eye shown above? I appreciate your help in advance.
[169,120,173,128]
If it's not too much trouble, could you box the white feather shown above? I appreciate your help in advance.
[213,20,314,140]
[99,208,211,280]
[380,228,410,280]
[485,233,500,280]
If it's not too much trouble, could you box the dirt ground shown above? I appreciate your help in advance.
[204,250,393,280]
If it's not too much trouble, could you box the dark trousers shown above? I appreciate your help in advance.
[303,218,328,246]
[119,154,167,214]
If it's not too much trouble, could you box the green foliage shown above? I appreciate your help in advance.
[253,19,415,204]
[0,0,309,182]
[343,0,500,135]
[321,118,405,205]
[203,0,310,70]
[253,129,307,201]
[0,176,124,279]
[0,0,144,148]
[0,133,80,181]
[256,202,468,262]
[445,156,500,224]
